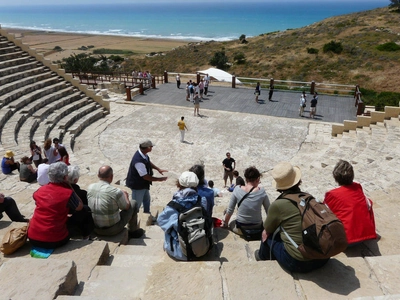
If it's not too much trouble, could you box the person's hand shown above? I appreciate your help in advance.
[221,220,228,228]
[157,169,168,175]
[0,193,4,204]
[261,229,268,242]
[159,177,168,182]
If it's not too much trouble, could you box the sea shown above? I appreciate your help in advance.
[0,1,386,42]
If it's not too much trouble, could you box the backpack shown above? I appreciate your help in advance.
[167,196,213,260]
[277,192,347,259]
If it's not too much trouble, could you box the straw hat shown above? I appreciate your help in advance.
[4,150,15,158]
[271,162,301,190]
[179,171,199,188]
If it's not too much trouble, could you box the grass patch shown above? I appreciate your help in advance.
[93,48,134,55]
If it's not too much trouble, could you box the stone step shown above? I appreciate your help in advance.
[0,66,47,88]
[0,50,25,62]
[0,60,41,78]
[0,70,53,97]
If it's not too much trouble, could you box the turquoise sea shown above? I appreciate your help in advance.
[0,1,386,41]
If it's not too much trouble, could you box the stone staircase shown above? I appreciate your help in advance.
[0,33,109,154]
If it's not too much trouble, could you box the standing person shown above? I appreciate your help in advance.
[255,162,329,273]
[1,150,20,174]
[222,152,236,188]
[299,92,306,117]
[310,94,318,119]
[193,92,200,116]
[43,138,58,164]
[176,73,181,89]
[269,79,274,101]
[30,141,42,167]
[204,78,209,96]
[126,140,168,213]
[324,160,376,245]
[188,82,194,102]
[19,156,37,183]
[313,92,318,114]
[177,116,188,143]
[222,166,270,240]
[88,165,144,238]
[255,82,261,103]
[199,79,204,99]
[185,82,190,101]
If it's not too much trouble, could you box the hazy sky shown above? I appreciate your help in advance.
[0,0,383,5]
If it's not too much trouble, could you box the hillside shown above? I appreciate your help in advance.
[126,7,400,93]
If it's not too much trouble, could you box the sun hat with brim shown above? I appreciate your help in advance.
[271,162,302,190]
[179,171,199,188]
[139,139,155,148]
[4,150,15,158]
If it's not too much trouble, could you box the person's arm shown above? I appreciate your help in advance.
[68,192,83,212]
[28,164,36,173]
[122,190,131,210]
[232,160,236,170]
[150,162,168,175]
[0,193,4,204]
[185,124,188,131]
[222,192,238,228]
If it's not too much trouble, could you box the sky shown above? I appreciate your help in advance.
[0,0,386,5]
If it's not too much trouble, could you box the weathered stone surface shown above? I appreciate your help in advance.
[144,261,223,300]
[0,257,77,300]
[222,261,298,299]
[297,257,383,299]
[365,255,400,295]
[50,240,110,282]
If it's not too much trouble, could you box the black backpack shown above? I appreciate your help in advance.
[277,192,348,259]
[167,196,213,260]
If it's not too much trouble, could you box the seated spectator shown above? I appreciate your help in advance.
[223,166,270,239]
[87,165,144,238]
[189,164,214,217]
[57,146,70,165]
[1,150,20,174]
[28,162,91,249]
[256,162,329,273]
[68,165,88,205]
[0,193,28,222]
[19,156,37,183]
[324,160,377,245]
[37,158,50,186]
[29,140,42,168]
[228,170,245,192]
[157,171,208,260]
[208,180,222,197]
[43,138,58,164]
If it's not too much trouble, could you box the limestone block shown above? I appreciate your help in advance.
[297,257,383,299]
[81,265,152,299]
[357,115,372,128]
[370,111,385,124]
[384,106,400,119]
[332,124,345,136]
[365,255,400,295]
[222,261,298,299]
[113,238,166,265]
[50,240,110,282]
[217,240,251,262]
[144,261,223,300]
[0,258,77,300]
[343,120,357,132]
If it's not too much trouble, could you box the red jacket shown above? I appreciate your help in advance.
[28,183,72,243]
[324,182,376,244]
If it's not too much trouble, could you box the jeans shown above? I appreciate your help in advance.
[131,189,151,213]
[258,234,329,273]
[0,197,26,222]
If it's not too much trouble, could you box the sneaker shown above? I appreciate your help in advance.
[254,250,261,261]
[128,228,145,239]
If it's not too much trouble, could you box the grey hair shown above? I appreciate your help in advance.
[48,162,68,183]
[67,165,80,184]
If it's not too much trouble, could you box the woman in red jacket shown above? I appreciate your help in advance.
[324,160,377,245]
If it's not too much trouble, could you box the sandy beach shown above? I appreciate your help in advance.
[3,28,190,62]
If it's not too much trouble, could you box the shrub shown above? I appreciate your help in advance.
[53,46,62,51]
[307,48,319,54]
[376,42,400,52]
[233,52,246,64]
[323,41,343,54]
[209,51,229,70]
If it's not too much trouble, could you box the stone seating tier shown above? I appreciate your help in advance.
[0,66,47,87]
[0,50,27,62]
[0,70,53,97]
[0,60,42,78]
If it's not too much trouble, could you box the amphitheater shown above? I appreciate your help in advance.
[1,28,400,300]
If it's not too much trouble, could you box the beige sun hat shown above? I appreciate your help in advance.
[4,150,15,158]
[271,162,302,190]
[179,171,199,188]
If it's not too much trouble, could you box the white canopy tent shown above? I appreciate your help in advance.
[197,67,241,84]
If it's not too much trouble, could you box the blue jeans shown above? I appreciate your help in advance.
[131,189,151,213]
[258,234,329,273]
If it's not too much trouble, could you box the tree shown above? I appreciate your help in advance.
[389,0,400,11]
[209,51,229,70]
